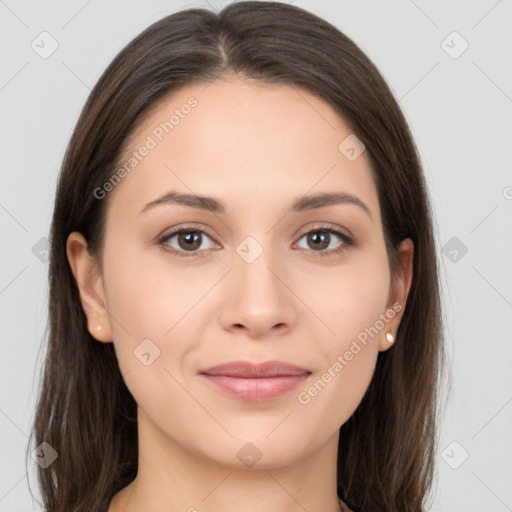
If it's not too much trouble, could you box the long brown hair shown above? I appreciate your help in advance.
[29,2,448,511]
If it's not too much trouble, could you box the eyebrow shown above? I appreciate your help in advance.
[140,190,372,220]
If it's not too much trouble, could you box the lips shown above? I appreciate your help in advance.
[199,360,311,401]
[200,360,310,378]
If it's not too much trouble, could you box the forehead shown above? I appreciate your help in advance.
[109,77,380,220]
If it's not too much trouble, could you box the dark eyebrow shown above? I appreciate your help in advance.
[292,192,372,220]
[140,191,372,221]
[140,192,226,214]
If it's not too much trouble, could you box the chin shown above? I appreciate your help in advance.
[193,430,308,470]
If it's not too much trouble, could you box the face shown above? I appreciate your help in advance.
[68,76,413,470]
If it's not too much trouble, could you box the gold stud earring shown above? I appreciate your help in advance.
[385,332,394,343]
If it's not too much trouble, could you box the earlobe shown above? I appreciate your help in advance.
[379,237,414,352]
[66,231,113,343]
[379,329,396,352]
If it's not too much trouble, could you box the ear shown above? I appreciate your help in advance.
[66,231,113,343]
[379,237,414,352]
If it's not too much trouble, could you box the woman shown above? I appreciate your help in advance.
[29,2,446,511]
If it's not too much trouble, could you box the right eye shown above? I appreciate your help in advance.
[159,226,219,257]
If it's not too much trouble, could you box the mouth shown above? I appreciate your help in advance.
[199,360,312,401]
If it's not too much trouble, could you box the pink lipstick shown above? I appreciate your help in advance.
[199,360,311,401]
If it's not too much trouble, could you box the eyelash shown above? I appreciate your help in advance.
[157,223,354,258]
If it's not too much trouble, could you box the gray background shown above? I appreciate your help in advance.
[1,0,511,510]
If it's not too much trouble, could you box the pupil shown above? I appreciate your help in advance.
[309,231,329,250]
[180,232,200,250]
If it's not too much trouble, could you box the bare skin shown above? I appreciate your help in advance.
[67,75,413,512]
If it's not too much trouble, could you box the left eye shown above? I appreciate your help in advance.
[295,228,351,253]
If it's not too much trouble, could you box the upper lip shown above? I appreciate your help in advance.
[200,360,311,378]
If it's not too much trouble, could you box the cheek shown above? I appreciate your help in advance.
[296,293,385,433]
[295,254,389,418]
[103,245,203,338]
[102,245,216,383]
[306,253,391,346]
[101,249,197,411]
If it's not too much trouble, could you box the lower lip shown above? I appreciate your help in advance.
[201,373,310,401]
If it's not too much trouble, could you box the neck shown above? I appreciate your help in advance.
[111,410,344,512]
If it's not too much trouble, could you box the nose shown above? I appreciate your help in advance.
[219,247,298,339]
